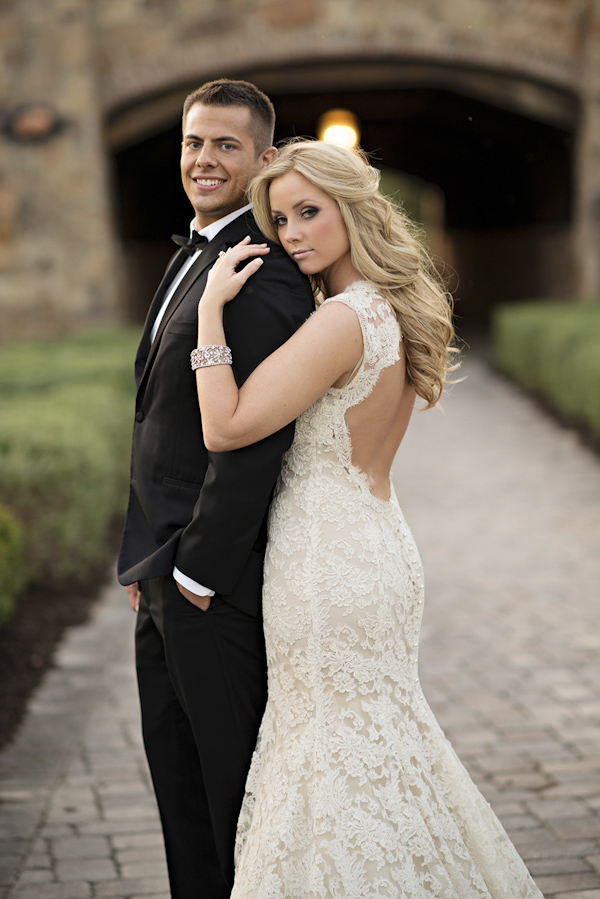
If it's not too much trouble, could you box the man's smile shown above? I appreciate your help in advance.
[193,177,226,188]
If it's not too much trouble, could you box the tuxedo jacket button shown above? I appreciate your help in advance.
[135,411,145,422]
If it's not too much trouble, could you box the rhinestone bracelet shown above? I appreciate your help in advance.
[191,345,233,370]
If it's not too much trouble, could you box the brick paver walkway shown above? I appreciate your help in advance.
[1,352,600,898]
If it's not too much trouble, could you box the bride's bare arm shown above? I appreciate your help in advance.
[196,239,362,451]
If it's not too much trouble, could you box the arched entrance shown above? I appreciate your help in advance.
[107,61,577,326]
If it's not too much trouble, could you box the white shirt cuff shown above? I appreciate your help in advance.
[173,567,215,597]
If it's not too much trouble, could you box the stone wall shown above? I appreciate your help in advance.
[0,0,120,341]
[96,0,585,116]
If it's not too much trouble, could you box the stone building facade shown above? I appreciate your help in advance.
[1,0,599,339]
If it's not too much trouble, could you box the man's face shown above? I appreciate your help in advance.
[180,103,275,228]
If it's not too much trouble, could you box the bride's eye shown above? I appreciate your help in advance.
[301,206,318,219]
[273,215,287,227]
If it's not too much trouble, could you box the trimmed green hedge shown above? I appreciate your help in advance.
[0,505,25,625]
[0,327,140,601]
[0,327,138,396]
[491,300,600,439]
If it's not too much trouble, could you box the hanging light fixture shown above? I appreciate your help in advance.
[317,109,361,148]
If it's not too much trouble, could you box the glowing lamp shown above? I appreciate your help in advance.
[317,109,360,148]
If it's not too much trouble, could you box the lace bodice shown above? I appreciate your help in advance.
[231,282,543,899]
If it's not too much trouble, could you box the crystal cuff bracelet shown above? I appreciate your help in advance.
[191,345,233,370]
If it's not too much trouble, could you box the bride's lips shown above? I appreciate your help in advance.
[292,249,312,260]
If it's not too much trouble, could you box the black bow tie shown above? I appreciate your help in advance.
[171,230,209,256]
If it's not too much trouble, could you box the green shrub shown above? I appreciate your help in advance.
[0,327,139,397]
[0,384,132,586]
[0,327,140,588]
[0,505,25,625]
[492,300,600,438]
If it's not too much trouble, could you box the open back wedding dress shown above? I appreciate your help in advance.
[231,282,543,899]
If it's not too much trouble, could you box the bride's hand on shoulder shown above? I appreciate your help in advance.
[202,236,270,309]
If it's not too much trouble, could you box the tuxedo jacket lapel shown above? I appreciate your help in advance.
[136,213,253,397]
[134,247,189,384]
[154,241,221,346]
[137,237,223,395]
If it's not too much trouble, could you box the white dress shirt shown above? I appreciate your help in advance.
[151,203,252,597]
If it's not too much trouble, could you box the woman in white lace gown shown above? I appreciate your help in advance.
[193,140,544,899]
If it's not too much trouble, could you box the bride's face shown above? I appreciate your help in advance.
[269,171,355,292]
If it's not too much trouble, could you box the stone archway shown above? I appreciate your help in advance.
[107,58,577,325]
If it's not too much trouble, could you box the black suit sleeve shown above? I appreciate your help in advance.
[173,243,314,603]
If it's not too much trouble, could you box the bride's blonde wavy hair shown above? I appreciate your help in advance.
[250,139,458,408]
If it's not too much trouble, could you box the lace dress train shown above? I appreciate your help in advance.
[231,282,544,899]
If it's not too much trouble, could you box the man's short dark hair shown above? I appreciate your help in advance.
[182,79,275,155]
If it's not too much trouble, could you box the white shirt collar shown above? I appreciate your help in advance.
[191,203,253,243]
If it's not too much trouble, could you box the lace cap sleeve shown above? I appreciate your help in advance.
[321,281,401,372]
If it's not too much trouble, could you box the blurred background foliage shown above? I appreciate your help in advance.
[0,327,140,624]
[492,301,600,443]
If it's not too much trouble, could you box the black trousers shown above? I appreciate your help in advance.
[135,575,268,899]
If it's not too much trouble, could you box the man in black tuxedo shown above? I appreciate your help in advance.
[117,79,314,899]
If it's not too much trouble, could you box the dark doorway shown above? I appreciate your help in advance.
[272,86,575,322]
[111,83,575,324]
[273,87,573,229]
[113,125,192,321]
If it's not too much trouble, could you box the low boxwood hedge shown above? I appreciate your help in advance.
[0,327,138,396]
[0,505,25,625]
[491,300,600,440]
[0,327,140,609]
